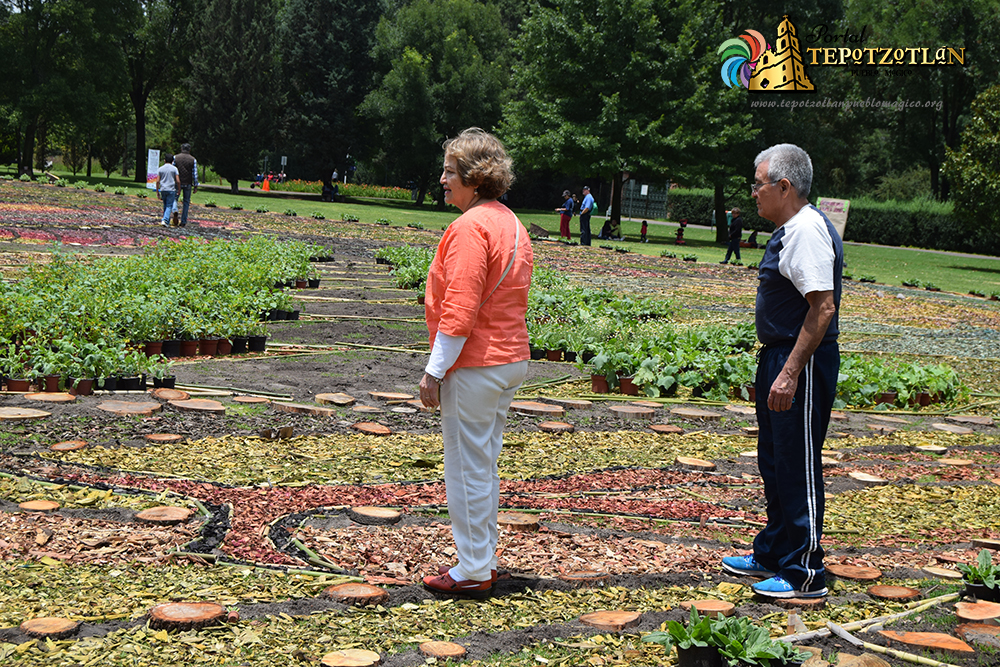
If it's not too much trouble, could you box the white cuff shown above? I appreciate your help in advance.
[425,332,467,379]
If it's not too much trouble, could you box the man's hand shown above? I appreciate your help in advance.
[419,373,441,408]
[768,369,797,412]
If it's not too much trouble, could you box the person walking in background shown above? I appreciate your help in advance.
[419,128,533,600]
[722,144,843,599]
[556,189,574,241]
[640,220,648,243]
[721,207,744,263]
[579,185,595,246]
[155,154,179,228]
[173,143,198,228]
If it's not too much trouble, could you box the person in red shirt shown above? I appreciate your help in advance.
[419,127,533,599]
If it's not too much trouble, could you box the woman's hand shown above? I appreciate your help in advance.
[419,373,441,408]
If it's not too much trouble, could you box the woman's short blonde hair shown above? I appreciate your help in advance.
[443,127,515,200]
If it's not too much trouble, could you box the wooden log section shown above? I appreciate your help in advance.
[539,421,574,434]
[921,566,962,580]
[774,597,826,610]
[675,456,716,472]
[316,392,356,406]
[848,472,887,486]
[558,571,610,587]
[955,600,1000,623]
[148,602,227,630]
[96,401,160,416]
[136,506,194,525]
[649,424,684,434]
[168,398,226,414]
[579,610,641,632]
[826,564,882,581]
[323,583,389,606]
[351,422,391,436]
[878,631,974,654]
[151,388,190,401]
[497,512,541,532]
[145,433,184,443]
[609,405,655,420]
[679,600,736,618]
[20,617,80,639]
[419,642,467,659]
[19,500,60,512]
[232,395,271,404]
[24,392,77,403]
[867,585,921,602]
[346,506,402,525]
[321,649,382,666]
[956,623,1000,642]
[368,391,414,401]
[50,440,86,452]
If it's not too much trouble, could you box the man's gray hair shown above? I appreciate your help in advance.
[755,144,812,199]
[181,143,192,153]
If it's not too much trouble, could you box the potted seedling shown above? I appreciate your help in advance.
[958,549,1000,602]
[149,356,176,389]
[1,343,37,391]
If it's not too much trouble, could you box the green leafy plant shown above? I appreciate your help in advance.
[924,282,940,291]
[342,213,359,222]
[255,205,268,213]
[660,250,677,258]
[374,218,391,226]
[204,199,217,207]
[958,549,999,589]
[113,187,127,195]
[136,191,148,198]
[902,278,921,287]
[93,184,106,193]
[283,209,297,216]
[683,254,698,261]
[230,203,244,210]
[858,274,876,282]
[56,179,69,187]
[310,212,325,219]
[19,173,31,182]
[642,607,716,652]
[74,180,88,189]
[407,222,424,229]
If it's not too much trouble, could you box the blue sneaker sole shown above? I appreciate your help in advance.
[752,584,828,599]
[722,562,776,578]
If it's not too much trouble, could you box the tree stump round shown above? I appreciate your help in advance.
[956,623,1000,642]
[419,641,467,659]
[848,472,887,486]
[19,500,59,512]
[145,433,184,443]
[914,444,948,455]
[497,512,540,532]
[168,398,226,414]
[630,400,661,409]
[868,585,921,602]
[939,458,974,466]
[956,600,1000,623]
[649,424,684,434]
[579,610,641,632]
[921,566,962,579]
[346,506,402,525]
[24,392,77,403]
[352,405,383,414]
[351,422,392,436]
[324,583,389,606]
[679,600,736,618]
[878,631,974,654]
[321,649,382,666]
[20,617,80,639]
[826,564,882,580]
[96,401,160,416]
[151,388,190,401]
[675,456,716,472]
[148,602,226,630]
[558,570,610,587]
[510,401,564,417]
[0,407,52,421]
[774,597,826,610]
[609,405,655,420]
[136,506,194,525]
[316,392,356,406]
[539,421,574,434]
[50,440,86,452]
[233,395,271,404]
[368,391,414,401]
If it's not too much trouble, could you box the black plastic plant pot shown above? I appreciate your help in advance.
[676,646,723,667]
[231,336,249,354]
[308,278,321,288]
[530,348,546,360]
[161,340,182,358]
[290,310,300,320]
[248,335,267,352]
[152,376,176,389]
[964,582,1000,602]
[100,377,118,391]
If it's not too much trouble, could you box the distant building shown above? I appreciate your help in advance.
[750,16,814,92]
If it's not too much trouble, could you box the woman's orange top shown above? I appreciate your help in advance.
[425,200,533,370]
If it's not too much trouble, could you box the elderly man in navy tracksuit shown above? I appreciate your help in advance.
[722,144,843,599]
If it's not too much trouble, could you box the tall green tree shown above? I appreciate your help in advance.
[121,0,196,184]
[360,0,509,205]
[185,0,281,192]
[943,85,1000,233]
[276,0,382,182]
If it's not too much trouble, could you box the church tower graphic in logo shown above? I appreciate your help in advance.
[751,16,814,91]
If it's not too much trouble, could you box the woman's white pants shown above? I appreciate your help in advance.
[441,361,527,583]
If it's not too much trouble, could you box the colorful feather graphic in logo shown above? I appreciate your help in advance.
[718,30,768,88]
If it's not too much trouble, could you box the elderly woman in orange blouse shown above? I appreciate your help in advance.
[419,128,533,599]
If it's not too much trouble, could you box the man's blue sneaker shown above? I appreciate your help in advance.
[721,554,775,578]
[752,575,827,599]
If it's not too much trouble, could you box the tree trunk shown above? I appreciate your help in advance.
[121,127,129,177]
[229,178,239,194]
[86,143,92,178]
[20,120,36,178]
[609,171,623,227]
[131,86,149,184]
[714,180,728,244]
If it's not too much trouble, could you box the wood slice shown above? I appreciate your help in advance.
[914,444,948,455]
[351,422,391,436]
[19,500,59,512]
[826,564,882,580]
[539,421,574,433]
[151,388,190,401]
[675,456,716,472]
[232,395,271,404]
[50,440,86,452]
[972,538,1000,551]
[316,392,357,406]
[956,623,1000,642]
[323,583,389,606]
[938,458,974,466]
[368,391,414,401]
[955,600,1000,623]
[97,401,161,416]
[725,404,756,415]
[0,407,52,421]
[559,570,610,587]
[510,401,565,417]
[774,597,826,610]
[498,512,541,532]
[168,398,226,414]
[390,407,417,414]
[136,506,194,525]
[867,585,920,601]
[921,566,962,579]
[848,472,887,486]
[738,450,758,458]
[835,655,890,667]
[868,414,910,424]
[609,405,654,420]
[821,456,839,468]
[321,649,382,667]
[272,401,335,417]
[670,407,721,421]
[679,600,736,618]
[148,602,226,630]
[419,641,467,659]
[145,433,184,443]
[541,397,592,409]
[743,426,760,435]
[347,506,402,525]
[351,405,384,414]
[932,423,974,435]
[24,392,77,403]
[822,450,846,460]
[946,414,994,426]
[20,617,80,639]
[579,610,641,632]
[830,410,848,421]
[878,631,974,653]
[629,400,661,409]
[866,424,897,435]
[405,399,436,412]
[649,424,684,434]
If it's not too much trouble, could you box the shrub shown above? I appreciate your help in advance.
[93,184,106,193]
[341,213,359,222]
[255,205,268,213]
[230,203,243,210]
[19,174,31,182]
[74,180,87,189]
[283,209,297,216]
[374,218,391,226]
[204,199,217,207]
[113,187,126,195]
[310,212,325,219]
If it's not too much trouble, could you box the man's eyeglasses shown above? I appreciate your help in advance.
[751,180,780,194]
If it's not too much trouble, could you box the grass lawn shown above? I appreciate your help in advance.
[38,168,1000,296]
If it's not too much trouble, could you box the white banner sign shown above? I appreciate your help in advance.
[817,197,850,239]
[146,149,160,190]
